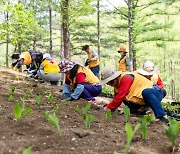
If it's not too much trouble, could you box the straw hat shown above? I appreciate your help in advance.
[100,68,122,85]
[137,60,155,76]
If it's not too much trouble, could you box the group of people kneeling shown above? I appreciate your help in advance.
[11,49,168,123]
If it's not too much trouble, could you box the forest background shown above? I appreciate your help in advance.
[0,0,179,101]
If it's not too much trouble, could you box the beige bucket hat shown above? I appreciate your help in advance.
[100,68,122,85]
[137,60,155,76]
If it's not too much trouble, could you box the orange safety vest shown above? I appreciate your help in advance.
[88,49,100,68]
[66,66,99,90]
[20,51,32,65]
[118,56,127,72]
[115,72,153,105]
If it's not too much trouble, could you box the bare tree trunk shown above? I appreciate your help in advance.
[5,9,9,67]
[61,0,70,59]
[127,0,133,71]
[128,0,137,70]
[49,3,53,55]
[60,23,64,59]
[97,0,100,60]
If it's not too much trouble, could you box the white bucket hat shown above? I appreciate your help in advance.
[43,53,51,59]
[100,68,122,85]
[137,60,155,76]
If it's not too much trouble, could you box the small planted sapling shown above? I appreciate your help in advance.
[106,109,111,122]
[14,101,32,121]
[139,114,154,139]
[124,122,141,154]
[44,113,61,138]
[22,146,33,154]
[8,85,16,102]
[74,105,80,112]
[48,92,56,103]
[164,117,180,152]
[82,102,91,120]
[8,93,13,102]
[85,114,95,128]
[35,95,42,109]
[123,106,130,122]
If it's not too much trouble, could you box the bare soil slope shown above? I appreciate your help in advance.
[0,66,179,154]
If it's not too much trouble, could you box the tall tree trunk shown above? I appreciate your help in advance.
[5,9,9,67]
[128,0,133,71]
[49,3,53,55]
[61,0,70,59]
[97,0,100,60]
[128,0,136,70]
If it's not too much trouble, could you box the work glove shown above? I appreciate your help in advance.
[85,59,90,66]
[10,65,14,69]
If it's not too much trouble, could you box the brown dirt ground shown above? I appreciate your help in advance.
[0,66,179,154]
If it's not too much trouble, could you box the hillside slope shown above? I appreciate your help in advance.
[0,66,179,154]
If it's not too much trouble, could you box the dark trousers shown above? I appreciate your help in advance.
[90,65,99,77]
[142,88,166,118]
[80,84,102,101]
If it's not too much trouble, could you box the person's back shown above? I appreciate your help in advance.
[37,53,61,86]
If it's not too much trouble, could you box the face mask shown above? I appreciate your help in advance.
[12,59,17,63]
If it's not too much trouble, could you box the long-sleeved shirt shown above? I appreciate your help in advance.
[107,75,134,110]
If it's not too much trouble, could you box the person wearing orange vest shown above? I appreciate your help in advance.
[37,53,62,86]
[100,68,168,123]
[59,59,102,104]
[11,51,32,71]
[82,45,100,77]
[117,46,131,72]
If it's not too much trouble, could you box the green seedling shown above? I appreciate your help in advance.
[23,146,33,154]
[16,75,20,81]
[54,104,61,113]
[124,122,141,154]
[64,100,71,105]
[20,97,25,111]
[85,114,95,128]
[45,113,61,138]
[74,105,80,112]
[163,102,180,114]
[15,145,33,154]
[29,89,33,95]
[164,117,180,152]
[123,106,130,122]
[82,102,91,120]
[40,89,46,95]
[106,109,111,122]
[10,85,15,93]
[48,92,56,103]
[35,95,42,109]
[24,91,29,100]
[44,111,50,121]
[139,114,154,139]
[14,103,32,121]
[8,93,14,102]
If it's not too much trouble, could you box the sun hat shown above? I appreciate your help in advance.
[59,59,76,73]
[100,68,122,85]
[117,46,127,53]
[137,60,155,76]
[43,53,51,59]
